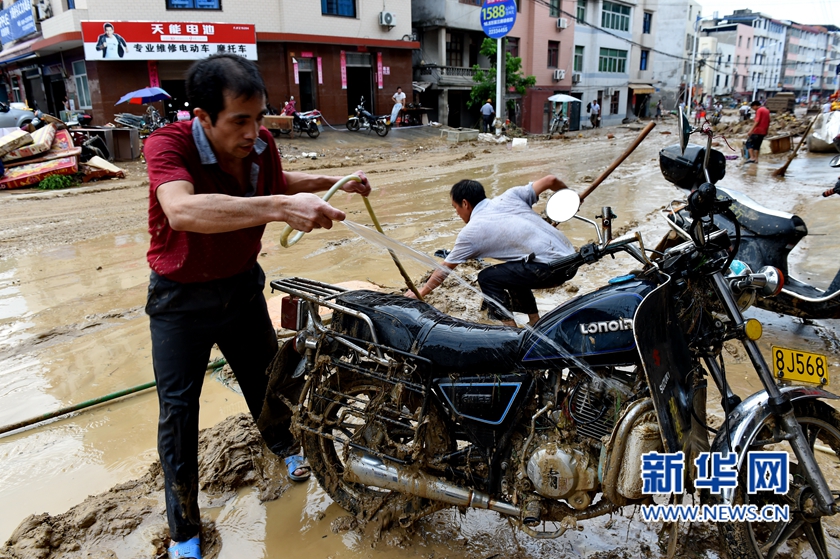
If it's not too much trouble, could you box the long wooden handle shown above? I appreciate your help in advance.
[772,115,818,177]
[579,121,657,202]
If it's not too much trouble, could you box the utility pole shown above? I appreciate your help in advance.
[495,37,503,136]
[687,18,699,106]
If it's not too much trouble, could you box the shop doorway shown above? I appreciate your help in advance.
[46,75,67,117]
[161,79,188,123]
[345,53,373,116]
[568,92,582,131]
[297,58,317,112]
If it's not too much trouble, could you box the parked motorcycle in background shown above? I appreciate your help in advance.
[549,111,570,134]
[345,96,390,137]
[277,109,321,139]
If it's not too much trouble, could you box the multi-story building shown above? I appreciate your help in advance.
[698,22,753,101]
[647,0,697,110]
[720,10,786,101]
[508,0,575,133]
[782,23,829,102]
[0,0,417,126]
[412,0,492,128]
[571,0,654,128]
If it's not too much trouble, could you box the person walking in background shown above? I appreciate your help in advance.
[390,86,406,125]
[590,99,600,128]
[745,100,770,164]
[480,99,495,133]
[655,99,662,121]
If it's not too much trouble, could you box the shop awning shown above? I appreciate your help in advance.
[0,37,40,66]
[629,83,655,94]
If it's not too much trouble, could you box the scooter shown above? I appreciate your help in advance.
[277,109,321,139]
[345,96,389,137]
[659,110,840,319]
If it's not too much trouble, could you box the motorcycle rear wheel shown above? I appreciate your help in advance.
[374,122,389,137]
[346,119,360,131]
[713,401,840,559]
[300,371,450,526]
[306,123,320,138]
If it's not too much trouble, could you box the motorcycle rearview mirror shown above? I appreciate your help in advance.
[679,106,692,155]
[830,154,840,168]
[546,189,581,223]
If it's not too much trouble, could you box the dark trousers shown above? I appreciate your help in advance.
[483,114,494,132]
[146,264,278,542]
[477,258,576,320]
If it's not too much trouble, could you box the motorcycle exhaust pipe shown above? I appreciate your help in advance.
[345,453,520,518]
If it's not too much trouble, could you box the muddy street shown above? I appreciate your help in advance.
[1,119,840,558]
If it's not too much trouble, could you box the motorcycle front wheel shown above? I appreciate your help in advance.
[374,122,389,137]
[306,122,320,138]
[300,371,450,527]
[712,401,840,559]
[346,118,360,131]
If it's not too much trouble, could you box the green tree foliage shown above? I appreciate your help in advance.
[469,38,536,110]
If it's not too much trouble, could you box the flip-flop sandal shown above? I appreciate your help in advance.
[169,536,201,559]
[285,454,311,482]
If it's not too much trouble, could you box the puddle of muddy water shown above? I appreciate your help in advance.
[2,130,840,558]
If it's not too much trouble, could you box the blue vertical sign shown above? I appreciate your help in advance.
[480,0,517,39]
[0,0,36,45]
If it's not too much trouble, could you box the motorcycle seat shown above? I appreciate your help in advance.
[717,186,807,238]
[332,290,525,375]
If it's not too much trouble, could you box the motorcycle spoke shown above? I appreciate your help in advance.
[760,515,803,558]
[802,520,830,559]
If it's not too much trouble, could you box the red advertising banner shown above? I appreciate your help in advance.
[377,52,383,90]
[81,21,257,61]
[147,61,159,87]
[317,57,323,85]
[340,51,347,90]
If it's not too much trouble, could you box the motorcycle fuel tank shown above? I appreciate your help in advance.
[521,279,657,366]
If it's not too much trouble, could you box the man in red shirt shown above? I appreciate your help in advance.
[145,54,370,559]
[745,100,770,163]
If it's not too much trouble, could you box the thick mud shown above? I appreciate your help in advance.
[1,118,840,558]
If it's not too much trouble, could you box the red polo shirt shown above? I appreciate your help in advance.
[145,120,287,283]
[753,106,770,136]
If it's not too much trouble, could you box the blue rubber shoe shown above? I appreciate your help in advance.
[169,536,201,559]
[285,454,311,482]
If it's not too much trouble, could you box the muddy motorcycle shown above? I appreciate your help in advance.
[658,113,840,320]
[345,96,390,137]
[277,109,321,139]
[270,174,840,558]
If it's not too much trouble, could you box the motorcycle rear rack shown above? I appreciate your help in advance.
[270,277,389,361]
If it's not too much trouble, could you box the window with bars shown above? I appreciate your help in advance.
[598,47,627,73]
[576,0,586,22]
[574,45,584,71]
[643,12,652,34]
[446,32,463,67]
[550,0,560,17]
[548,41,559,68]
[506,37,520,58]
[601,1,630,32]
[610,90,619,114]
[321,0,356,17]
[640,49,649,71]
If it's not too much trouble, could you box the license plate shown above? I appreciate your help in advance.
[772,346,830,386]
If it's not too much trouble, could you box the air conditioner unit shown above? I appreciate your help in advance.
[552,69,566,81]
[556,17,568,29]
[379,11,396,27]
[572,72,582,84]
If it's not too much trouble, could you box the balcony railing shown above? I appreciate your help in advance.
[418,65,479,78]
